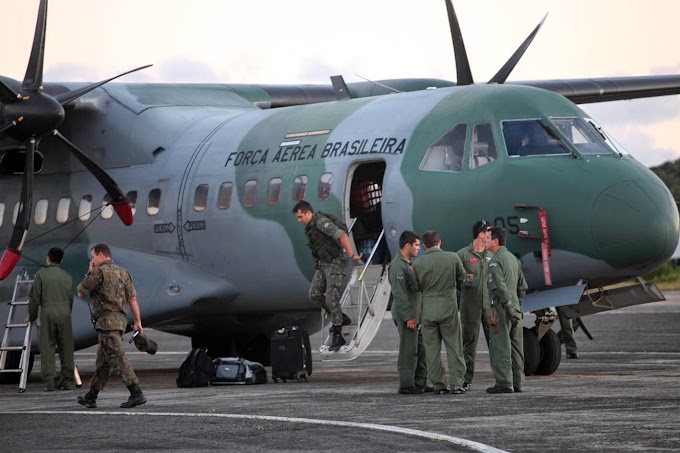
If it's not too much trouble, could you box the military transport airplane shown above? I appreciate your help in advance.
[1,0,679,384]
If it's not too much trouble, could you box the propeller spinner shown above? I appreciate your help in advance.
[0,0,151,280]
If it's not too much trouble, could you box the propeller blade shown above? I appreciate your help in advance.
[444,0,474,86]
[0,139,36,280]
[55,64,153,107]
[488,14,548,84]
[0,118,21,135]
[23,0,48,92]
[53,130,133,226]
[0,79,21,103]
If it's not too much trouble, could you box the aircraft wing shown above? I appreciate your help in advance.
[513,75,680,104]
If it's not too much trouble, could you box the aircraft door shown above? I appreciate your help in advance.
[346,162,389,264]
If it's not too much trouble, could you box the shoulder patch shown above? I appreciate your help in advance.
[489,262,499,268]
[396,271,404,280]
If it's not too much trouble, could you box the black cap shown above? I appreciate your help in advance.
[472,220,491,239]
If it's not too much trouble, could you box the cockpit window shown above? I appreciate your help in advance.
[502,119,571,157]
[551,117,614,155]
[469,123,498,169]
[420,123,467,172]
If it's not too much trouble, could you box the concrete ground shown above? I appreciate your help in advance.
[1,294,680,452]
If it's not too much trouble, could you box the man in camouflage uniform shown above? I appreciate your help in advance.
[486,227,528,394]
[76,243,146,408]
[456,220,493,391]
[25,247,75,391]
[388,230,430,394]
[293,200,362,351]
[412,230,467,395]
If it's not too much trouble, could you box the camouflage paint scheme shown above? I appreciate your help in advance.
[0,78,678,357]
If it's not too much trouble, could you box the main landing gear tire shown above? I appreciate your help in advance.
[523,327,540,376]
[534,327,562,375]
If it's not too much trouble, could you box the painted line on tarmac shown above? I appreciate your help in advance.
[1,410,509,453]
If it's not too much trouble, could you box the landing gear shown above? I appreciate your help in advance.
[525,309,562,376]
[523,327,540,376]
[534,328,561,375]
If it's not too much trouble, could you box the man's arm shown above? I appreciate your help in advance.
[453,254,466,288]
[388,265,417,330]
[77,266,102,299]
[26,274,42,323]
[516,265,528,306]
[128,295,143,334]
[338,233,362,262]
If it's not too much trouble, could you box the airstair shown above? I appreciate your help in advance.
[0,271,34,392]
[320,230,392,361]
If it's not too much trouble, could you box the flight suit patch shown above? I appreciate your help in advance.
[396,271,404,280]
[466,273,474,282]
[469,258,478,264]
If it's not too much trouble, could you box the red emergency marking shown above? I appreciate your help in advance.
[539,209,552,285]
[539,210,550,256]
[541,241,552,286]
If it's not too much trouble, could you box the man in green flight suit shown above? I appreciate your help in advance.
[457,220,492,391]
[388,230,430,394]
[76,243,147,409]
[486,227,528,394]
[557,307,579,359]
[25,247,75,391]
[293,200,362,352]
[412,230,467,395]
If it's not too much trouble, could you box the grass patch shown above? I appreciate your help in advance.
[644,262,680,290]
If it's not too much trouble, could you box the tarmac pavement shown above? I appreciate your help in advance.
[1,294,680,452]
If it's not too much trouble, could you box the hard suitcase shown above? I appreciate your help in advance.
[270,326,312,383]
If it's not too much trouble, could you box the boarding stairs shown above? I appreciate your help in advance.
[0,271,34,392]
[320,229,392,361]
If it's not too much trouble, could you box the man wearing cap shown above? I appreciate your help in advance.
[486,227,528,394]
[456,220,493,391]
[388,230,430,394]
[412,230,467,395]
[25,247,75,391]
[76,243,147,409]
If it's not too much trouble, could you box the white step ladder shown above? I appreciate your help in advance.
[0,271,34,393]
[320,229,392,361]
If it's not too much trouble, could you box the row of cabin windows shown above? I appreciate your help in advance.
[194,173,332,209]
[0,189,160,228]
[0,173,335,227]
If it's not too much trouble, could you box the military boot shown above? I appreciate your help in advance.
[328,325,346,352]
[76,389,98,408]
[120,384,147,408]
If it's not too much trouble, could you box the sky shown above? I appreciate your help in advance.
[3,0,680,167]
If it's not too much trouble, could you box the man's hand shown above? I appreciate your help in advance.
[406,318,417,331]
[505,304,523,323]
[133,320,144,335]
[349,253,363,262]
[23,316,30,324]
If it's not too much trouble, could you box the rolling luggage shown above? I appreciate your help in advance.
[270,326,312,383]
[211,357,267,385]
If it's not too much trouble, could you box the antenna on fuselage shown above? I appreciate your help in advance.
[354,75,402,94]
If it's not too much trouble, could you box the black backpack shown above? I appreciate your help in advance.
[176,348,215,388]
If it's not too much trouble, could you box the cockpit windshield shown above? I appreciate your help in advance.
[551,117,614,155]
[502,119,571,157]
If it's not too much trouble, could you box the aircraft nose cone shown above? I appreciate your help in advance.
[591,180,679,271]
